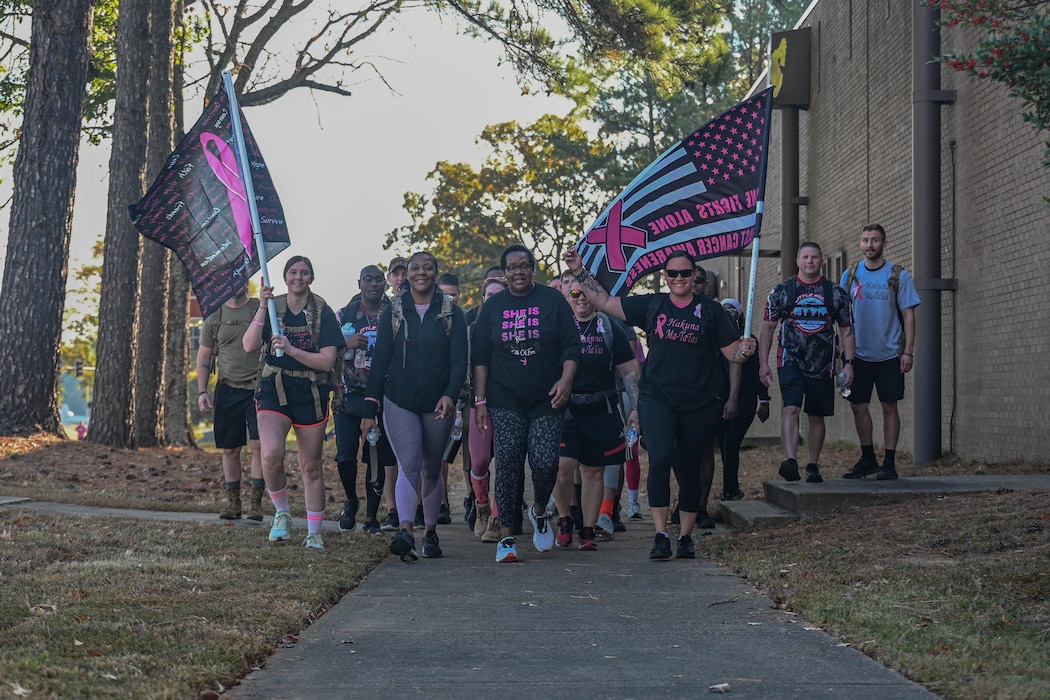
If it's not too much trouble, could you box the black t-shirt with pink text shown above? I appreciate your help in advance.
[472,284,582,418]
[621,293,738,412]
[571,314,635,395]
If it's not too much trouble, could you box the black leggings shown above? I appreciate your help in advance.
[639,397,719,511]
[718,396,757,496]
[490,408,563,528]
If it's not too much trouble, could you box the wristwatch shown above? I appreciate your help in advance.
[843,359,854,365]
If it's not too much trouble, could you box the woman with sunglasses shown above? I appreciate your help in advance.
[472,244,581,563]
[552,280,640,551]
[563,248,756,560]
[361,252,468,562]
[243,255,344,550]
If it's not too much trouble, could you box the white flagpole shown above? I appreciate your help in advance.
[222,70,283,356]
[744,88,775,336]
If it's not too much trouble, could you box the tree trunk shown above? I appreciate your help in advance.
[163,0,194,447]
[89,0,151,447]
[0,0,94,437]
[133,0,177,446]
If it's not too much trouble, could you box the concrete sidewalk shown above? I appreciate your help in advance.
[223,518,937,699]
[13,473,1050,698]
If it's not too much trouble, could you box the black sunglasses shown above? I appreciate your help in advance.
[568,289,584,298]
[665,268,695,278]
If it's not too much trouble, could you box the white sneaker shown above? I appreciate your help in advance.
[528,507,555,552]
[596,512,615,539]
[627,502,642,519]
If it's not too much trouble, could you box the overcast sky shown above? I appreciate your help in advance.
[0,10,569,307]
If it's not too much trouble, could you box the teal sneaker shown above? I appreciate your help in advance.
[303,532,324,550]
[269,511,291,542]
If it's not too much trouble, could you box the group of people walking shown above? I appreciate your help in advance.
[197,223,918,563]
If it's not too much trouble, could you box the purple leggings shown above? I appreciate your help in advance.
[383,397,453,529]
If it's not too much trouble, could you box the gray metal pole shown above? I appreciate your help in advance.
[781,106,801,276]
[912,5,955,463]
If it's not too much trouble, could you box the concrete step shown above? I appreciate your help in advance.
[763,474,1050,520]
[718,498,799,531]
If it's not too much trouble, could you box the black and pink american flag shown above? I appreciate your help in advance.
[576,88,773,295]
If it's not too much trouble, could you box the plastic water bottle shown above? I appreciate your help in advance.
[450,410,463,441]
[837,372,852,398]
[366,428,378,446]
[341,322,356,360]
[626,427,639,448]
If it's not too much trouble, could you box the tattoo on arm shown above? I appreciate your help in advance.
[624,373,640,411]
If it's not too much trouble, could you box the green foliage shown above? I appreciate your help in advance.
[935,0,1050,169]
[0,0,118,158]
[387,113,619,300]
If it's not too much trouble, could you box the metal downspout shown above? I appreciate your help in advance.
[912,4,956,464]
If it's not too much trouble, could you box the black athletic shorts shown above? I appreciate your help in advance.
[560,401,626,466]
[255,374,331,428]
[848,358,905,404]
[778,364,835,417]
[213,383,259,449]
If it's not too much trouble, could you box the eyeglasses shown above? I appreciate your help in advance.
[694,278,707,284]
[569,290,584,298]
[665,268,695,278]
[504,264,533,273]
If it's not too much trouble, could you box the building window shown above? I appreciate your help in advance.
[190,325,202,352]
[823,249,847,285]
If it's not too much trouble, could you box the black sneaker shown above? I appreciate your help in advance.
[463,494,477,530]
[389,529,418,562]
[338,498,359,531]
[805,463,824,483]
[437,503,452,525]
[422,531,443,558]
[675,534,695,559]
[842,456,880,479]
[570,504,584,533]
[380,510,399,532]
[697,510,716,529]
[649,532,672,560]
[778,458,801,482]
[876,462,899,480]
[721,489,745,501]
[362,519,382,536]
[612,503,627,532]
[414,504,425,528]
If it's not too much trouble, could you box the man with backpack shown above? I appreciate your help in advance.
[334,265,397,534]
[196,284,265,521]
[759,242,855,484]
[839,224,920,481]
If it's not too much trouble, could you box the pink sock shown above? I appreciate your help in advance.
[268,487,289,513]
[470,471,490,504]
[625,455,640,491]
[307,510,324,535]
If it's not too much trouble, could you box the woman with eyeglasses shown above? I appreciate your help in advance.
[361,252,468,561]
[563,248,756,561]
[472,244,582,563]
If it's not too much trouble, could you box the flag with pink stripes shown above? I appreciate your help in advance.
[576,88,773,295]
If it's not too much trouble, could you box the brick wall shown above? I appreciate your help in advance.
[709,0,1050,463]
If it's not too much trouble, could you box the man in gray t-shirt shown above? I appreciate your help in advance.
[839,224,920,481]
